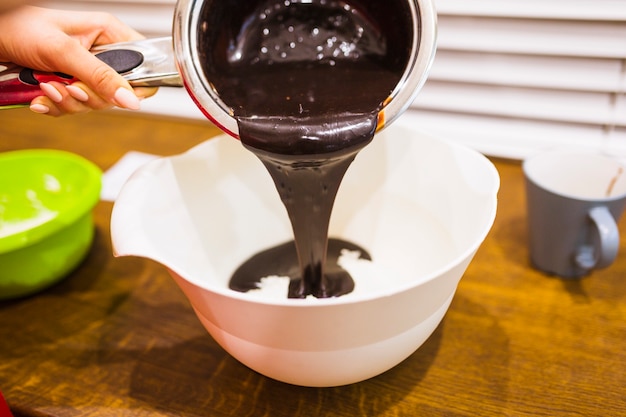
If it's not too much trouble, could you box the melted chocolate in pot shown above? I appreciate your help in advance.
[198,0,413,298]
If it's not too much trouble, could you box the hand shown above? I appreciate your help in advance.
[0,1,24,13]
[0,6,157,116]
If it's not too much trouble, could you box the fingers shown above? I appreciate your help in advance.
[65,82,113,110]
[29,81,155,116]
[66,84,90,102]
[66,12,145,108]
[30,81,92,116]
[63,10,144,46]
[133,86,159,100]
[113,87,141,110]
[30,81,108,116]
[59,45,141,110]
[70,83,157,110]
[29,101,51,115]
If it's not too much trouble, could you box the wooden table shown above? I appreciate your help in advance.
[1,108,625,417]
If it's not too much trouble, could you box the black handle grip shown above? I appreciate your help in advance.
[94,49,144,74]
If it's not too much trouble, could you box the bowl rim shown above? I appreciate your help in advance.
[119,129,500,308]
[0,149,102,254]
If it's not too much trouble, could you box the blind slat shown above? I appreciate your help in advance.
[435,0,626,21]
[438,15,626,58]
[412,82,619,126]
[40,1,174,36]
[429,51,623,93]
[398,110,626,160]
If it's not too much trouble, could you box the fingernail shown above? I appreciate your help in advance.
[113,87,141,110]
[39,82,63,103]
[66,84,89,102]
[30,103,50,114]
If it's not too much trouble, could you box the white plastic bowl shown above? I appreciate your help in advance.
[111,123,499,387]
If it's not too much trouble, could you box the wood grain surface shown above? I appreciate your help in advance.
[0,108,625,417]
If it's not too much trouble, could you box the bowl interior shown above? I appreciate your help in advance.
[112,123,499,302]
[0,149,102,254]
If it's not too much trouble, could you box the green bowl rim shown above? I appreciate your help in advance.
[0,149,102,254]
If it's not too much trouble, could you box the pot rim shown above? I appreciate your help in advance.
[172,0,437,138]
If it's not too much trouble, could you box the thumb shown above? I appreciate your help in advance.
[58,40,141,110]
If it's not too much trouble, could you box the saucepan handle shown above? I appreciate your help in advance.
[0,37,182,109]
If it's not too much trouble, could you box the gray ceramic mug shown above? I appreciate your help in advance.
[523,150,626,278]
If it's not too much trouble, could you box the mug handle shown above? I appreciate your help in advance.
[575,206,619,270]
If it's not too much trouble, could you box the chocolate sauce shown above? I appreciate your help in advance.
[197,0,413,298]
[230,238,371,296]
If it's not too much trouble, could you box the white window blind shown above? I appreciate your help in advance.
[39,0,626,159]
[407,0,626,158]
[39,0,176,37]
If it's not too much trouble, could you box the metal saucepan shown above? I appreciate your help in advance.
[0,0,437,137]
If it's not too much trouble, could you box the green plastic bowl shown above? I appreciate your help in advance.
[0,149,102,299]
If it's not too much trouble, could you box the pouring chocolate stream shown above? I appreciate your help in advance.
[199,0,413,298]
